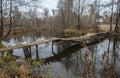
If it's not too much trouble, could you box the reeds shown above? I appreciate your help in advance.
[100,51,116,78]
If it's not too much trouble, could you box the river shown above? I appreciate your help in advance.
[2,32,120,78]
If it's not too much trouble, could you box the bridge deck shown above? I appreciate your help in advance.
[0,32,109,52]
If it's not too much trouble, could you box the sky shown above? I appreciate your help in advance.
[41,0,58,15]
[42,0,58,10]
[17,0,58,16]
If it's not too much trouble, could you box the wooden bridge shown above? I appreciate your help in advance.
[0,31,111,59]
[41,39,106,65]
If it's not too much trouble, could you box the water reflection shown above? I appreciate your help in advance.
[59,37,120,78]
[2,32,120,78]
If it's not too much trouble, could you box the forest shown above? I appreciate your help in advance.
[0,0,120,78]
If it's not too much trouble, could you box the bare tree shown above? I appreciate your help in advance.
[57,0,66,27]
[65,0,73,27]
[4,0,12,38]
[57,0,73,28]
[77,0,80,30]
[89,0,97,26]
[73,0,88,30]
[115,0,120,32]
[110,0,114,32]
[0,0,4,38]
[97,0,100,32]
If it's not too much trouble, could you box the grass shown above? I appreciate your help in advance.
[0,69,10,78]
[63,29,83,37]
[99,51,116,78]
[62,27,96,37]
[3,26,41,36]
[18,62,31,77]
[32,60,44,67]
[3,25,98,38]
[99,24,115,31]
[0,52,57,78]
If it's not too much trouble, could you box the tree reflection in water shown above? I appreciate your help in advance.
[60,35,120,78]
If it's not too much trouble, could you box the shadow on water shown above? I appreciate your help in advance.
[2,32,120,78]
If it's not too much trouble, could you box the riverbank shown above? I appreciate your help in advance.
[3,25,96,38]
[3,24,116,37]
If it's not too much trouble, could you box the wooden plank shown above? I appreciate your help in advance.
[0,38,59,52]
[0,32,109,52]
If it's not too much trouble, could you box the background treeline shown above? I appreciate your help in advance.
[0,0,119,38]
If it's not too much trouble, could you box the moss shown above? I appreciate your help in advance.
[32,60,44,67]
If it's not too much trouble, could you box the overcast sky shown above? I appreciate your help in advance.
[41,0,58,14]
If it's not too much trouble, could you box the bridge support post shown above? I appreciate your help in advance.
[52,41,54,53]
[23,47,31,59]
[58,42,60,53]
[36,45,39,60]
[28,46,32,58]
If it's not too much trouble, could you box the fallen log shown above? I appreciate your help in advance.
[0,32,110,52]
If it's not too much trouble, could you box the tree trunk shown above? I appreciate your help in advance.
[115,13,120,32]
[4,0,12,38]
[0,0,3,38]
[77,0,80,30]
[110,0,114,32]
[115,1,120,33]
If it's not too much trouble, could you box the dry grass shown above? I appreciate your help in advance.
[0,53,56,78]
[63,27,96,37]
[3,26,40,36]
[99,24,115,31]
[40,25,60,36]
[81,44,117,78]
[18,62,31,77]
[82,51,96,78]
[3,25,97,38]
[99,51,116,78]
[40,25,57,31]
[0,69,10,78]
[63,29,83,37]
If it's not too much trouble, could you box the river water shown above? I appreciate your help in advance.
[2,32,120,78]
